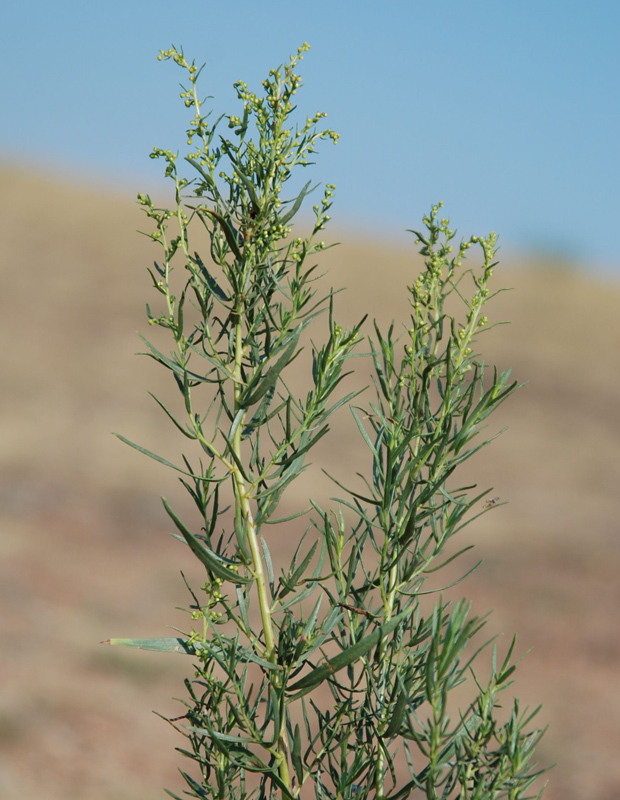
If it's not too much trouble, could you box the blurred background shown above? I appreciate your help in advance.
[1,1,619,798]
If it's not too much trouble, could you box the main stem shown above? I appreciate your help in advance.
[231,310,292,795]
[375,558,398,800]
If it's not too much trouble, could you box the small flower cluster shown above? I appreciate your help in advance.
[185,576,226,657]
[404,203,505,380]
[147,44,341,279]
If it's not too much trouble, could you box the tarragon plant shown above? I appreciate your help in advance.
[106,44,549,800]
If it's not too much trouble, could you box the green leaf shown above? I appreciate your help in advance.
[186,726,256,745]
[260,536,275,597]
[298,605,343,661]
[240,327,302,408]
[291,724,303,783]
[253,458,308,503]
[262,507,311,525]
[185,341,240,383]
[103,637,196,654]
[397,505,417,549]
[323,387,366,422]
[351,406,379,457]
[384,667,423,738]
[114,433,210,479]
[321,468,377,505]
[188,251,230,301]
[236,586,251,632]
[278,579,320,611]
[164,788,185,800]
[228,158,261,213]
[279,539,319,599]
[163,498,252,584]
[105,637,281,676]
[185,155,216,189]
[148,393,197,439]
[200,207,243,261]
[275,425,329,470]
[302,596,323,639]
[279,180,314,225]
[288,607,413,696]
[138,334,210,384]
[179,772,212,799]
[218,427,253,482]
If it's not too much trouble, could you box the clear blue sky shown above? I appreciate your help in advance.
[2,0,619,271]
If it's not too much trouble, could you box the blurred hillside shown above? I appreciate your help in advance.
[0,162,619,800]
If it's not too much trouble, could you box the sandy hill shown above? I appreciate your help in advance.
[0,163,619,800]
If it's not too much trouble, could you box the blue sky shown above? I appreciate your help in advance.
[2,0,619,271]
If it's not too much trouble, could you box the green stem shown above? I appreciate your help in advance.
[376,515,399,800]
[231,310,291,794]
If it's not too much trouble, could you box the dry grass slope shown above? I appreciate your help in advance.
[1,163,619,799]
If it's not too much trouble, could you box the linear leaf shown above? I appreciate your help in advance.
[262,507,311,525]
[275,426,329,470]
[279,539,319,599]
[291,724,303,783]
[384,668,424,738]
[163,498,252,584]
[260,536,275,598]
[288,607,413,696]
[227,159,261,213]
[200,208,243,261]
[138,334,210,384]
[240,327,302,407]
[114,434,209,479]
[350,406,379,456]
[279,180,314,225]
[103,637,196,654]
[278,580,320,611]
[148,393,197,439]
[188,251,230,301]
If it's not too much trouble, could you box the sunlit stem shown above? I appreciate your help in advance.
[231,305,291,793]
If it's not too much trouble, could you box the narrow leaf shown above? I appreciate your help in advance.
[114,433,207,479]
[288,607,413,696]
[279,539,319,599]
[291,724,303,783]
[241,327,302,408]
[103,637,196,654]
[260,536,275,598]
[163,498,252,584]
[201,207,243,261]
[149,393,197,439]
[279,180,314,225]
[188,251,230,301]
[275,426,329,470]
